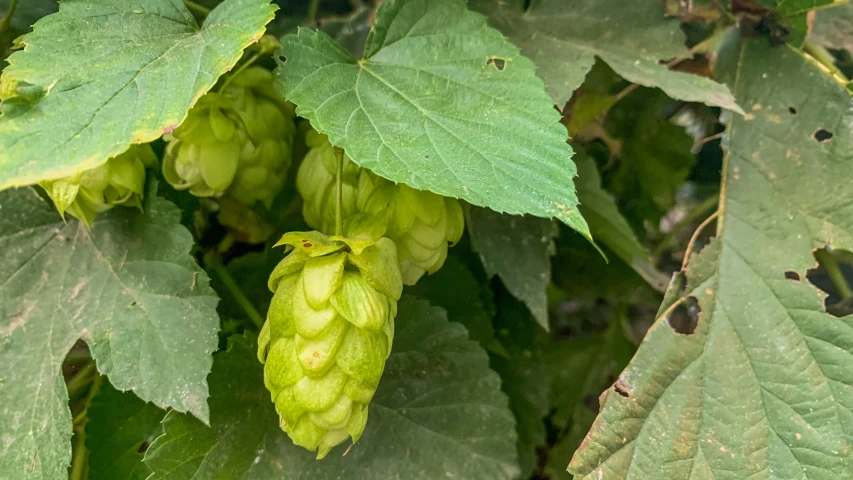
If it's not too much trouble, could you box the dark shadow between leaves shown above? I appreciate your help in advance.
[666,296,700,335]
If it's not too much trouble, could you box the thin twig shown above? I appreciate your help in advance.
[68,375,101,480]
[654,194,720,257]
[0,0,19,33]
[218,52,262,93]
[681,210,719,271]
[335,148,344,237]
[206,253,265,329]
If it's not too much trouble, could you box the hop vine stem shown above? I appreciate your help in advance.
[183,0,211,16]
[205,253,265,329]
[0,0,19,33]
[335,148,344,237]
[815,248,853,300]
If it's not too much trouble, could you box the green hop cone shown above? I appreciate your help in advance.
[163,66,295,205]
[357,171,464,285]
[296,131,464,284]
[257,215,403,458]
[295,129,360,233]
[40,144,157,226]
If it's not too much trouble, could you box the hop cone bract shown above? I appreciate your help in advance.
[258,215,402,458]
[163,67,295,205]
[40,144,157,226]
[296,132,464,284]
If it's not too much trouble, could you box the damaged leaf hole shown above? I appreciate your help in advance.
[812,128,833,143]
[486,57,506,71]
[278,55,287,64]
[807,247,853,317]
[667,296,700,335]
[784,270,800,281]
[787,106,797,115]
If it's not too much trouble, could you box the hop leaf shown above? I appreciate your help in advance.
[258,215,403,458]
[39,144,157,226]
[296,130,464,284]
[163,67,296,205]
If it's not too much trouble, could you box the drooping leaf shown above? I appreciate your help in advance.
[469,0,741,111]
[406,255,503,355]
[569,38,853,479]
[468,206,558,330]
[145,297,519,480]
[0,0,276,190]
[277,0,590,237]
[86,380,166,480]
[574,149,668,291]
[0,185,219,479]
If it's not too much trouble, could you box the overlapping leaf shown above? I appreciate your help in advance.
[86,381,165,480]
[277,0,590,237]
[145,297,519,480]
[0,186,219,479]
[468,207,558,330]
[469,0,740,110]
[0,0,276,189]
[573,151,667,291]
[569,38,853,479]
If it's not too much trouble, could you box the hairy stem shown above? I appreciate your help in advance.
[206,253,265,329]
[0,0,19,33]
[815,249,853,300]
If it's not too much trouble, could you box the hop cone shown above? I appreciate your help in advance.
[163,67,295,206]
[295,129,360,233]
[257,215,402,458]
[296,132,464,284]
[40,144,157,226]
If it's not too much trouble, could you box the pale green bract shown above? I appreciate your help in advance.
[258,216,403,458]
[297,130,464,285]
[0,0,277,190]
[278,0,590,238]
[163,67,296,206]
[39,144,157,227]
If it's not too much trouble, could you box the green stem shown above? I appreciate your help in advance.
[335,149,344,237]
[218,52,262,93]
[306,0,320,25]
[206,253,265,329]
[654,194,720,257]
[183,0,211,15]
[0,0,19,33]
[815,249,853,300]
[66,361,96,400]
[68,374,101,480]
